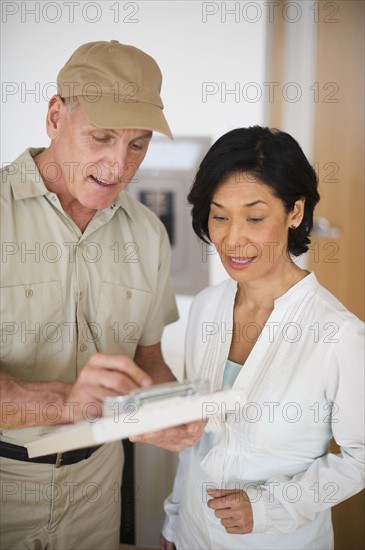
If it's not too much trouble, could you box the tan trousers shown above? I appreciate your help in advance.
[0,442,124,550]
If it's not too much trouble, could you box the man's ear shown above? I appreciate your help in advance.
[289,199,305,228]
[46,95,65,139]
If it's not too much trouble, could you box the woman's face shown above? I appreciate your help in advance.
[207,172,304,285]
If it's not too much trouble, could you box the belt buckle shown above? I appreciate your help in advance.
[55,452,63,468]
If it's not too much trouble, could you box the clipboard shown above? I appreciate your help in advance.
[25,380,245,458]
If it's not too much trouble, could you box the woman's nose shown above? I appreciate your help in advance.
[224,224,249,250]
[223,225,250,256]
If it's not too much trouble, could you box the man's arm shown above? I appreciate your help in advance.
[0,371,70,429]
[133,341,176,384]
[0,354,152,429]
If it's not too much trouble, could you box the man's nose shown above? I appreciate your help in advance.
[104,147,136,181]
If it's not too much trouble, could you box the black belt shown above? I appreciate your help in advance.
[0,441,102,468]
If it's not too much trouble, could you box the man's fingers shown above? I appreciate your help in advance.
[86,353,152,387]
[65,353,153,422]
[80,367,143,395]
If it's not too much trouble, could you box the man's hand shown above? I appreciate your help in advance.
[207,489,253,534]
[160,533,176,550]
[129,420,206,451]
[0,353,152,429]
[64,353,152,422]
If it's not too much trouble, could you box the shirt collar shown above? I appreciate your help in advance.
[229,271,318,309]
[9,148,48,199]
[117,190,137,221]
[274,271,318,308]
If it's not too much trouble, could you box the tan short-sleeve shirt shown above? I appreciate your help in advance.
[1,148,178,443]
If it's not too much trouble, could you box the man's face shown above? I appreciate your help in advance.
[46,97,152,211]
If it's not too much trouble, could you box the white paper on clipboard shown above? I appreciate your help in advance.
[25,381,245,458]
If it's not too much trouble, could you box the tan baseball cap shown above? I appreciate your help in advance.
[57,40,172,139]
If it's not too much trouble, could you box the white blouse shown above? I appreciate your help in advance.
[163,273,364,549]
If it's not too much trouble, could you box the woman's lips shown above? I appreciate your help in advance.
[226,256,257,269]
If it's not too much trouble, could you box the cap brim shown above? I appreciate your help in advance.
[78,95,173,139]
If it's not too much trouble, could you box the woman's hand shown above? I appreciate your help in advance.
[130,420,206,452]
[207,489,253,534]
[160,533,176,550]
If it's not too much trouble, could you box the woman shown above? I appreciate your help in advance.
[161,127,364,549]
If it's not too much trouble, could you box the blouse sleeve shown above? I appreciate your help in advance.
[250,317,365,533]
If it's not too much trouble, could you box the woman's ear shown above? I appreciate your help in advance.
[289,199,305,229]
[46,95,65,139]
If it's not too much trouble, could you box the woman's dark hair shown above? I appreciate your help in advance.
[187,126,320,256]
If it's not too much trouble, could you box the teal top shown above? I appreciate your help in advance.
[222,358,243,388]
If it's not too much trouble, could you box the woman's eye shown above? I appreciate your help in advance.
[248,218,263,223]
[212,215,227,221]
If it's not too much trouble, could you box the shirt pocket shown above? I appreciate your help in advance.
[0,281,63,371]
[95,282,153,356]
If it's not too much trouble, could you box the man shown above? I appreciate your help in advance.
[0,40,202,549]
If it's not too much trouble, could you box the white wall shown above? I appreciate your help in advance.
[1,1,266,159]
[1,1,267,545]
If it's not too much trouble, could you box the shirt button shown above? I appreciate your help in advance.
[25,289,33,298]
[80,344,87,352]
[126,290,132,299]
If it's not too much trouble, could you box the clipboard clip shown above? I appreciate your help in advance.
[103,379,210,417]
